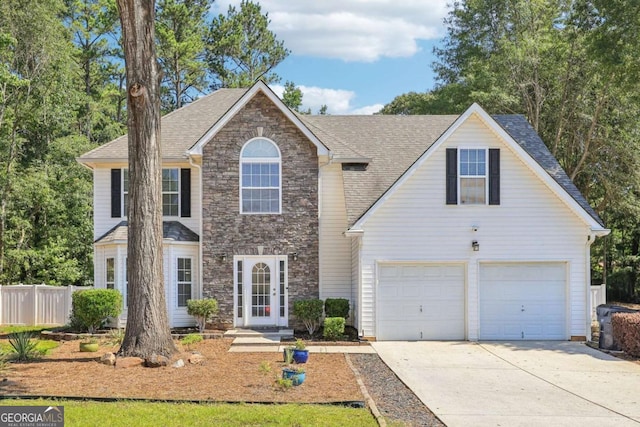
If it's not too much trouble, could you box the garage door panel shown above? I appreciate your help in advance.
[480,263,567,341]
[378,264,465,341]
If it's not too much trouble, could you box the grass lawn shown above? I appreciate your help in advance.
[0,325,55,335]
[0,399,377,427]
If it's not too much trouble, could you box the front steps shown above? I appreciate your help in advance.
[225,328,294,351]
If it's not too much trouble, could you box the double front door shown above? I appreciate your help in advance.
[235,256,288,327]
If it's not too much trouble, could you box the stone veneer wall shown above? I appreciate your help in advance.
[201,92,319,328]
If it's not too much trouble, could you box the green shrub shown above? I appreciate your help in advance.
[181,333,204,348]
[324,298,350,319]
[8,332,39,361]
[72,289,123,334]
[323,317,345,341]
[292,299,324,335]
[186,299,219,332]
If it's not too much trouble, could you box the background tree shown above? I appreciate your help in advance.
[155,0,211,112]
[281,81,311,114]
[64,0,126,144]
[206,0,289,88]
[0,0,94,286]
[115,0,176,358]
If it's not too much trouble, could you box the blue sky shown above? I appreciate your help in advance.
[212,1,450,115]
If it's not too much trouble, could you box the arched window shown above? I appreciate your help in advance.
[240,138,281,213]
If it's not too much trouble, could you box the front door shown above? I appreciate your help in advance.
[235,256,288,328]
[244,258,277,326]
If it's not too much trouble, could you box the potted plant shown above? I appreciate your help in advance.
[292,339,309,364]
[79,337,99,352]
[281,365,305,386]
[283,345,295,363]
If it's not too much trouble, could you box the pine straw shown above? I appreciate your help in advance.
[0,338,363,403]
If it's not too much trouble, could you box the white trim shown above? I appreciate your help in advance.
[188,81,329,157]
[350,103,607,232]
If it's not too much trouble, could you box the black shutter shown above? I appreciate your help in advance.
[180,168,191,217]
[111,169,121,217]
[446,148,458,205]
[489,148,500,205]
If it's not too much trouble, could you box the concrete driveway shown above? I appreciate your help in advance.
[372,341,640,427]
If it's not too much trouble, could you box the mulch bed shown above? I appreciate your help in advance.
[0,336,446,425]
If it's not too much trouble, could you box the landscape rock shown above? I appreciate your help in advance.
[172,359,185,368]
[100,353,116,366]
[145,353,170,368]
[115,357,144,369]
[188,352,205,365]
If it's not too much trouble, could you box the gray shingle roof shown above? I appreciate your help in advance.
[95,221,199,244]
[300,115,458,226]
[78,88,246,161]
[493,115,604,227]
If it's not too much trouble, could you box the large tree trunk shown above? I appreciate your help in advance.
[116,0,176,359]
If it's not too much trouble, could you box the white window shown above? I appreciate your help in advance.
[177,258,192,307]
[240,138,281,214]
[162,168,179,216]
[106,258,115,290]
[459,148,487,205]
[122,169,129,216]
[122,168,179,216]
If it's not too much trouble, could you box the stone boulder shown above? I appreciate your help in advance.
[188,352,205,365]
[145,353,170,368]
[100,353,116,366]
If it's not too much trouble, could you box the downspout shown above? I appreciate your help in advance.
[585,232,596,342]
[189,155,203,299]
[317,153,333,301]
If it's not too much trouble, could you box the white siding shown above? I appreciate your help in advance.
[93,167,120,241]
[93,164,201,241]
[359,115,591,340]
[319,163,352,301]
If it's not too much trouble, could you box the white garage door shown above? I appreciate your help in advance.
[480,263,567,340]
[378,264,465,340]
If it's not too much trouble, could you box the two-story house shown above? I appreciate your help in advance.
[78,81,609,341]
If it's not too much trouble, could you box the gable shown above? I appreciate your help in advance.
[347,105,606,233]
[188,81,328,158]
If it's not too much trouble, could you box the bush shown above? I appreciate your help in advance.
[612,312,640,357]
[8,332,39,361]
[187,298,219,332]
[292,299,324,335]
[325,298,349,319]
[323,317,345,341]
[72,289,123,334]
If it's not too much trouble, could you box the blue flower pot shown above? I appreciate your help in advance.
[282,368,305,386]
[293,349,308,364]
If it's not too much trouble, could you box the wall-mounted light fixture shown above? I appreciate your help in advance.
[472,241,480,251]
[291,252,298,261]
[220,253,227,262]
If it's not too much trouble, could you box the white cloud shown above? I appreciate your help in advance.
[271,84,380,115]
[270,85,384,115]
[213,0,449,62]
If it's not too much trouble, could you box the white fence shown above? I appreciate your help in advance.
[0,284,91,326]
[590,284,606,321]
